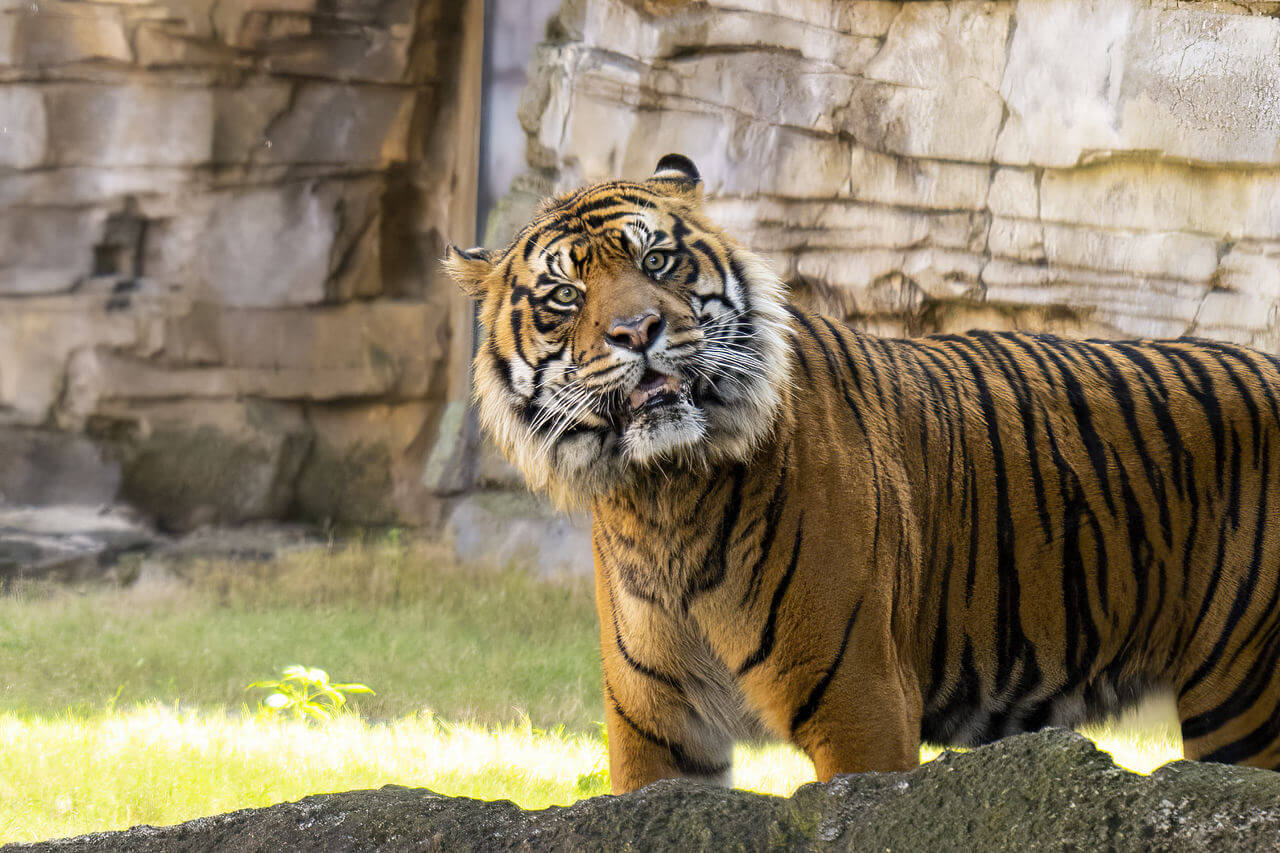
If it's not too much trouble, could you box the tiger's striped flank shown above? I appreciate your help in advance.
[446,155,1280,792]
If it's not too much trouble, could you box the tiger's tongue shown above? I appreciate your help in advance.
[629,371,679,409]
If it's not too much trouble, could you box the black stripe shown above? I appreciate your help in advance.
[1203,349,1262,465]
[908,343,962,504]
[1040,402,1101,676]
[508,308,538,382]
[609,588,684,691]
[1110,446,1153,666]
[1031,334,1117,516]
[1182,626,1280,741]
[972,332,1053,543]
[1180,436,1271,697]
[737,521,804,677]
[852,332,890,414]
[614,625,683,691]
[911,344,981,603]
[568,191,659,217]
[689,239,729,289]
[682,465,746,608]
[1197,342,1280,461]
[1076,341,1173,545]
[604,681,728,778]
[819,317,866,392]
[597,525,661,607]
[741,447,791,608]
[821,319,887,559]
[924,540,956,711]
[485,338,515,395]
[1221,434,1280,662]
[788,308,872,440]
[789,332,815,382]
[1154,344,1226,493]
[1196,632,1280,764]
[939,335,1027,691]
[1110,342,1190,500]
[790,600,862,733]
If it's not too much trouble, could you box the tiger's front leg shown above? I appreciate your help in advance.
[602,676,733,792]
[735,573,924,780]
[595,548,734,793]
[786,646,923,780]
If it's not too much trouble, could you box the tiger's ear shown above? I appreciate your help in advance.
[443,244,495,298]
[652,153,702,195]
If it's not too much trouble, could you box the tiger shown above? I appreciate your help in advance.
[445,153,1280,793]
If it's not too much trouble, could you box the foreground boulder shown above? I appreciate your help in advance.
[13,731,1280,851]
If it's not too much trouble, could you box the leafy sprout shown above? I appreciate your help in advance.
[246,665,374,723]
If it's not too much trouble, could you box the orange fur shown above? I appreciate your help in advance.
[447,156,1280,792]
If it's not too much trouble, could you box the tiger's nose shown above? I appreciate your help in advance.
[606,312,665,352]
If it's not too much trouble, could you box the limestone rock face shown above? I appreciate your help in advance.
[12,731,1280,851]
[498,0,1280,349]
[7,0,1280,536]
[0,0,483,528]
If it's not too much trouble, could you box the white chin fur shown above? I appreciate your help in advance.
[621,400,708,464]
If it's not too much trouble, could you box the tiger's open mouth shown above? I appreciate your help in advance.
[630,369,682,411]
[605,369,697,433]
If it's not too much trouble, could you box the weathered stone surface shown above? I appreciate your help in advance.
[0,288,156,427]
[0,0,484,528]
[98,400,314,532]
[294,402,441,527]
[42,85,216,168]
[447,490,592,576]
[0,88,47,169]
[0,206,107,294]
[996,5,1280,168]
[7,3,134,68]
[143,179,387,307]
[506,0,1280,349]
[0,505,323,585]
[0,506,153,584]
[13,731,1280,851]
[0,428,120,507]
[8,0,1280,539]
[848,3,1011,163]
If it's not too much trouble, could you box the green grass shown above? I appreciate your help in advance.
[0,540,602,728]
[0,538,1184,843]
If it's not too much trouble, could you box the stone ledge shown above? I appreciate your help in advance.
[10,730,1280,851]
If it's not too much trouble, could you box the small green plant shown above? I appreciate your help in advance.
[246,665,374,723]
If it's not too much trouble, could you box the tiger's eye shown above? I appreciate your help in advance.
[643,251,667,272]
[552,285,580,305]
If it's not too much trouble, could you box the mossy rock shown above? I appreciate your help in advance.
[11,730,1280,851]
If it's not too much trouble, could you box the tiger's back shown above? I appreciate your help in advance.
[827,325,1280,765]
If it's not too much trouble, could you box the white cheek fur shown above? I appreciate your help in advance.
[509,354,536,398]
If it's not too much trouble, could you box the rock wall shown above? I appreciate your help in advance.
[6,0,1280,535]
[495,0,1280,353]
[0,0,484,529]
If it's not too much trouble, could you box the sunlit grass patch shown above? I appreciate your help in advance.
[0,706,609,844]
[0,704,1185,844]
[1080,696,1184,774]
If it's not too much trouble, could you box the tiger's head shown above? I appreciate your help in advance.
[445,154,791,503]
